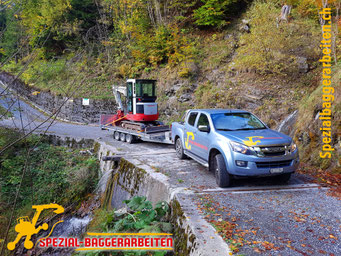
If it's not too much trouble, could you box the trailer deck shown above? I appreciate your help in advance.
[100,123,173,144]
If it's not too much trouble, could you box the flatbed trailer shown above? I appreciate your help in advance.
[100,115,173,144]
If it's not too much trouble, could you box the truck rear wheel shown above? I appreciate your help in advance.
[114,131,120,140]
[126,134,135,144]
[175,138,186,159]
[120,133,126,142]
[213,154,232,188]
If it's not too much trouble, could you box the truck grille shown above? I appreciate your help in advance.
[256,160,292,169]
[259,146,286,156]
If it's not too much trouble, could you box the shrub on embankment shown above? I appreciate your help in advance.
[83,196,172,256]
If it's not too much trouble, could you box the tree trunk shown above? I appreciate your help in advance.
[153,0,163,26]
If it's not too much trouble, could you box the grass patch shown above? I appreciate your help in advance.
[3,54,114,99]
[0,104,13,119]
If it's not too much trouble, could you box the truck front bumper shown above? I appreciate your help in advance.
[226,151,299,177]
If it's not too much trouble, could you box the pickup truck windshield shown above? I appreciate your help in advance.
[211,113,266,131]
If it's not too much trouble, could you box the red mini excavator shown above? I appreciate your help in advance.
[101,79,170,136]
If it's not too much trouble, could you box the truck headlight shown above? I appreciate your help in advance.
[230,141,252,155]
[289,141,297,153]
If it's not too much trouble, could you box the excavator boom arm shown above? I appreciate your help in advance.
[113,85,127,111]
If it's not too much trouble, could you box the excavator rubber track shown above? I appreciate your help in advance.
[121,121,170,134]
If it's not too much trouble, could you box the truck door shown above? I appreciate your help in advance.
[195,113,210,161]
[184,112,199,154]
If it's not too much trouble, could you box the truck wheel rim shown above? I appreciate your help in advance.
[214,158,219,177]
[176,140,181,155]
[121,133,125,141]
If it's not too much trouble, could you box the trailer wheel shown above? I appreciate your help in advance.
[175,138,186,159]
[120,133,126,142]
[126,134,135,144]
[213,154,232,188]
[114,131,120,140]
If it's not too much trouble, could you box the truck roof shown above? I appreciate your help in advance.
[189,109,250,114]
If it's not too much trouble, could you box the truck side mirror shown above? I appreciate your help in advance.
[198,125,210,132]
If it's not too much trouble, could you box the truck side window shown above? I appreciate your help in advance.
[197,114,209,128]
[187,112,198,126]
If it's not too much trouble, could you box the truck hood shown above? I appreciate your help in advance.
[216,129,292,147]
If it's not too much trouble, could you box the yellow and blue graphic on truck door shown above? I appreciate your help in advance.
[185,132,194,150]
[185,132,208,150]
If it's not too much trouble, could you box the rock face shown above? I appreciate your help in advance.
[297,57,309,73]
[277,110,298,137]
[0,72,117,124]
[239,19,250,33]
[178,93,192,103]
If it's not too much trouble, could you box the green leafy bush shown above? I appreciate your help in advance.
[83,196,172,256]
[102,196,171,234]
[193,0,242,27]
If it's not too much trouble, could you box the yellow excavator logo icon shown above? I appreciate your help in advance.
[242,136,264,146]
[185,132,195,150]
[7,203,64,251]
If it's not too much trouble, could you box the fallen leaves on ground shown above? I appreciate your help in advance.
[298,164,341,199]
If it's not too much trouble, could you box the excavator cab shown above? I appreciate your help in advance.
[125,79,158,122]
[126,79,156,112]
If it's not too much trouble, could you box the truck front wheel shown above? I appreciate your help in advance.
[175,138,186,159]
[213,154,232,187]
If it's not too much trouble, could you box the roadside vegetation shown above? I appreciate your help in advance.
[0,127,99,250]
[81,196,172,256]
[0,105,12,119]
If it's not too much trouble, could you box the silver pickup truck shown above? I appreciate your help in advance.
[171,109,299,187]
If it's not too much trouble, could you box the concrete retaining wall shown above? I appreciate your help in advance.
[96,141,231,256]
[0,72,117,124]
